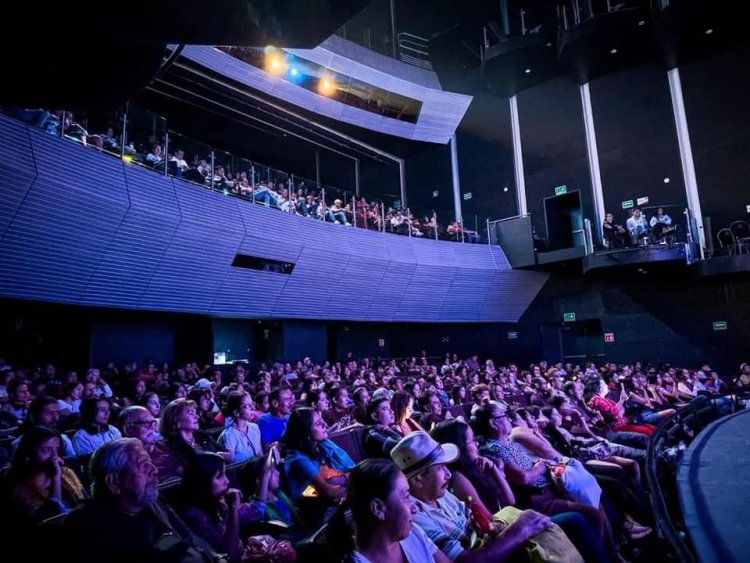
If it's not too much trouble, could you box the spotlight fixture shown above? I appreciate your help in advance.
[705,28,714,35]
[503,186,509,192]
[265,52,286,75]
[524,68,531,74]
[663,177,671,184]
[610,48,618,54]
[318,77,336,96]
[289,67,299,77]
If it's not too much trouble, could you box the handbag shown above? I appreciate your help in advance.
[492,506,584,563]
[549,458,602,508]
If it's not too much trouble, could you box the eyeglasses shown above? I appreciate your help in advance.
[132,419,157,427]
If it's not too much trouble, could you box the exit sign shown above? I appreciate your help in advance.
[622,200,634,209]
[508,331,518,340]
[378,338,385,347]
[463,192,472,200]
[432,190,439,198]
[563,312,576,322]
[555,185,568,196]
[713,321,727,331]
[604,332,615,343]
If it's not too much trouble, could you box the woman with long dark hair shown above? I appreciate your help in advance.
[71,397,122,456]
[279,407,353,503]
[7,425,86,523]
[327,458,449,563]
[178,453,266,561]
[390,391,425,436]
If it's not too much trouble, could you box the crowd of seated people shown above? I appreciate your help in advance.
[5,107,484,243]
[0,349,744,561]
[602,207,678,249]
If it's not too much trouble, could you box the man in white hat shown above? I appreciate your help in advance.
[391,431,552,562]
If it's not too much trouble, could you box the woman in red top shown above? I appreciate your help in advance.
[584,378,654,436]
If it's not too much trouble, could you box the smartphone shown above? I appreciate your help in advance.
[267,444,280,467]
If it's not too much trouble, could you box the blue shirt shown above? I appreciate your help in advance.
[258,413,289,446]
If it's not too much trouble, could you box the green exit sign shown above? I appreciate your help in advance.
[563,312,576,322]
[508,331,518,340]
[713,321,728,331]
[622,199,634,209]
[555,185,567,196]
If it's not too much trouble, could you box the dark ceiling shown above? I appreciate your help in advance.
[0,0,374,109]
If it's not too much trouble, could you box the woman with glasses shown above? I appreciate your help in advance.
[71,397,122,456]
[7,425,86,524]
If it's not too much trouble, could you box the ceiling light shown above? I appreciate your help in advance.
[503,187,509,192]
[705,28,714,35]
[663,177,671,184]
[638,20,645,26]
[546,42,553,47]
[610,48,618,54]
[524,68,531,74]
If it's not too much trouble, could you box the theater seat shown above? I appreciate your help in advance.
[328,426,367,463]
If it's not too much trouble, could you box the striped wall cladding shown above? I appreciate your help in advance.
[0,115,549,322]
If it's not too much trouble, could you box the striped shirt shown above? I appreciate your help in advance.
[411,490,470,560]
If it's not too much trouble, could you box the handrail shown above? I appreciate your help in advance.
[646,391,749,562]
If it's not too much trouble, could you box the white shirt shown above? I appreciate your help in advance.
[72,425,122,456]
[218,422,261,463]
[350,525,438,563]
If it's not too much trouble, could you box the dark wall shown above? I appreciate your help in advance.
[405,92,517,232]
[91,319,175,368]
[521,275,750,375]
[591,64,685,218]
[681,43,750,238]
[518,77,593,240]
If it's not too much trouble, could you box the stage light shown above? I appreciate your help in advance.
[289,67,299,77]
[638,20,645,26]
[524,68,531,74]
[503,186,509,192]
[318,77,335,96]
[663,177,671,184]
[265,50,286,75]
[705,28,713,35]
[610,48,618,54]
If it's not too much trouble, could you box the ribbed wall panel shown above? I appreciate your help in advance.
[210,268,288,317]
[0,117,549,322]
[325,255,381,320]
[80,210,181,308]
[439,269,493,321]
[343,228,389,262]
[124,166,181,217]
[30,129,130,209]
[0,177,127,303]
[368,261,417,319]
[393,265,455,321]
[0,118,36,239]
[272,249,339,319]
[480,271,549,322]
[138,224,243,312]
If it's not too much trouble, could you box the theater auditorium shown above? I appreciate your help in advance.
[0,1,748,561]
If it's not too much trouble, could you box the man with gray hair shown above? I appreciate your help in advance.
[45,438,224,562]
[119,405,159,454]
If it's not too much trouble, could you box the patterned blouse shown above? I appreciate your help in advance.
[479,437,550,489]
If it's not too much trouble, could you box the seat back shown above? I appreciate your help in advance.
[328,426,367,463]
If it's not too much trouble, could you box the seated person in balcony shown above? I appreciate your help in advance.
[213,166,236,193]
[145,144,164,169]
[649,207,672,228]
[169,149,190,177]
[327,199,350,224]
[252,180,281,208]
[625,208,650,245]
[602,212,627,248]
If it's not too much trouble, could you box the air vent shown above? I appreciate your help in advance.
[231,254,295,275]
